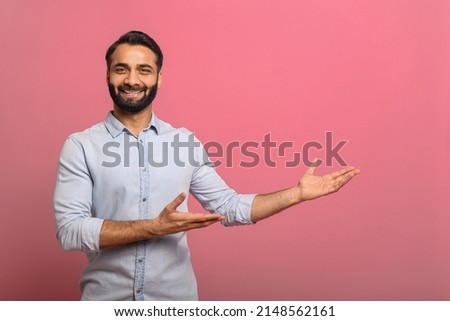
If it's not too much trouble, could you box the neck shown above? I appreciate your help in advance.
[112,105,152,136]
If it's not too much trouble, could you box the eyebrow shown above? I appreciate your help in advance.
[112,62,154,70]
[137,64,154,70]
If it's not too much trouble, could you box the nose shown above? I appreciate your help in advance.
[124,70,140,86]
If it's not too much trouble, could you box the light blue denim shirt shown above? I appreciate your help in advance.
[53,112,255,300]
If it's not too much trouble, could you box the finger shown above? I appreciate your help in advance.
[165,192,186,212]
[305,158,320,175]
[190,217,225,229]
[170,211,224,223]
[342,169,360,182]
[330,167,359,179]
[176,214,224,232]
[197,219,223,228]
[334,169,359,188]
[184,213,225,222]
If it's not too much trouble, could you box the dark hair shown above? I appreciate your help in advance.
[105,30,163,71]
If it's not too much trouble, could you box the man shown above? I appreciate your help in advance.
[53,30,359,301]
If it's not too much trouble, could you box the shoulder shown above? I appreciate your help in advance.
[56,120,111,158]
[66,120,109,144]
[155,116,198,140]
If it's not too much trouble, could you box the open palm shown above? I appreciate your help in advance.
[298,163,360,202]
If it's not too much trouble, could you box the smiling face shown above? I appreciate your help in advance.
[107,44,162,113]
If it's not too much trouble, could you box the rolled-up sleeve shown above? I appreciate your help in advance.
[53,136,103,252]
[189,140,256,226]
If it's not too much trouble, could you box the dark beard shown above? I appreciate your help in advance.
[108,82,158,113]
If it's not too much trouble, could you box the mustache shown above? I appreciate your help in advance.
[118,84,148,91]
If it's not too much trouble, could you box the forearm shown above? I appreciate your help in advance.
[250,186,302,223]
[99,219,159,249]
[99,194,224,249]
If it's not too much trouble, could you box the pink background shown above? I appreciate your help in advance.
[1,0,449,300]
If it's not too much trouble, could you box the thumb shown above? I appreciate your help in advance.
[305,158,320,175]
[165,192,186,212]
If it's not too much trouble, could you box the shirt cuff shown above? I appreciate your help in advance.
[222,193,257,226]
[81,218,104,252]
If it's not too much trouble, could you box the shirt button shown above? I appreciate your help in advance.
[137,289,142,294]
[138,258,143,263]
[142,198,147,202]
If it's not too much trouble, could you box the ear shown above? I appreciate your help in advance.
[106,69,110,85]
[157,72,162,88]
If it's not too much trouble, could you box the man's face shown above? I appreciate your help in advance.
[107,44,161,113]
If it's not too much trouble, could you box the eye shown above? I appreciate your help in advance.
[140,68,152,74]
[114,67,127,74]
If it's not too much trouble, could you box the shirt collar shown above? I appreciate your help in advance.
[149,113,161,134]
[104,111,160,138]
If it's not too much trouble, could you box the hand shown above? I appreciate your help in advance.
[297,161,360,202]
[151,193,225,236]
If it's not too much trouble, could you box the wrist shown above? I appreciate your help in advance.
[145,219,162,237]
[289,185,304,205]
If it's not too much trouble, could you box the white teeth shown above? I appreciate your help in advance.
[123,90,142,96]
